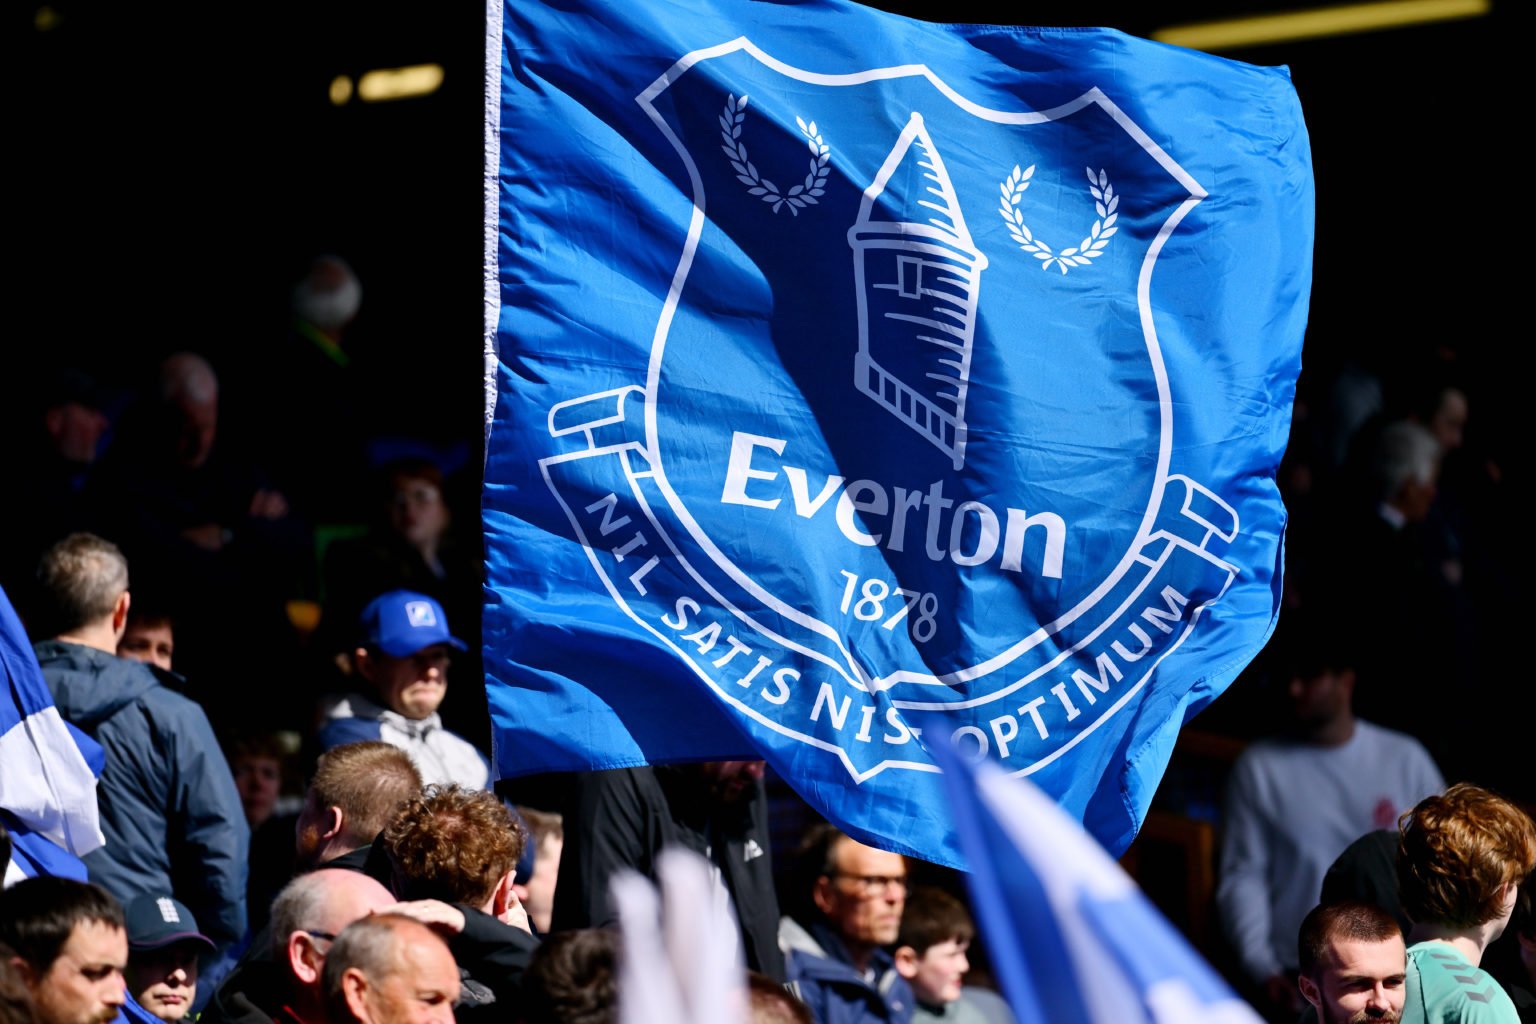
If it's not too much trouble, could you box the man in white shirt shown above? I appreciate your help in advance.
[1217,615,1442,1020]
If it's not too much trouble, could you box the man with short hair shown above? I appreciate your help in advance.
[322,916,458,1024]
[779,825,914,1024]
[294,742,424,873]
[1217,612,1441,1017]
[1397,783,1536,1023]
[202,868,396,1024]
[514,807,563,935]
[0,877,128,1024]
[317,591,489,789]
[1296,900,1407,1024]
[31,533,249,955]
[115,609,175,674]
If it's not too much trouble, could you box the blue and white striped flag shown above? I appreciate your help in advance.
[484,0,1312,867]
[935,740,1262,1023]
[1,583,103,883]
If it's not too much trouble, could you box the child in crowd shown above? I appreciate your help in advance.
[117,606,176,673]
[123,894,214,1024]
[894,886,1000,1024]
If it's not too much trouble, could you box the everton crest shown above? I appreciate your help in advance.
[486,0,1311,863]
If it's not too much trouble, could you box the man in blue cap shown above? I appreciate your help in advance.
[123,894,214,1023]
[316,590,489,789]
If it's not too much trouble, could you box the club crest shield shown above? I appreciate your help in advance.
[536,41,1237,782]
[486,0,1311,865]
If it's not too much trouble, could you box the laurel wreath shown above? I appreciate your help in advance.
[998,165,1119,274]
[719,94,830,216]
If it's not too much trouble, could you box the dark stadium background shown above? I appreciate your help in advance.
[15,0,1512,468]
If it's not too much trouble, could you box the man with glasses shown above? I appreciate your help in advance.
[780,824,914,1024]
[317,591,490,789]
[202,869,394,1024]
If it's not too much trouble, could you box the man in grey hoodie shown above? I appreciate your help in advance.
[30,533,248,960]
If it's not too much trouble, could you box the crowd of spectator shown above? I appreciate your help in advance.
[1,255,1530,1024]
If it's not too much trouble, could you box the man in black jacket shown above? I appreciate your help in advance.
[551,762,786,981]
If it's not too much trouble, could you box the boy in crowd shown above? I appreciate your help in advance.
[1398,783,1536,1023]
[123,895,214,1023]
[894,887,990,1024]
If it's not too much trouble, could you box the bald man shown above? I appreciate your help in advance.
[203,870,394,1024]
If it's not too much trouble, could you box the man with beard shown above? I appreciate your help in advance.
[0,878,128,1024]
[1216,614,1442,1020]
[1297,901,1407,1024]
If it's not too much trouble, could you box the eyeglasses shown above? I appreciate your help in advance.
[303,929,336,947]
[828,872,908,897]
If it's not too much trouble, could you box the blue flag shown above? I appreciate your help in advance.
[934,740,1264,1022]
[1,582,104,881]
[483,0,1312,866]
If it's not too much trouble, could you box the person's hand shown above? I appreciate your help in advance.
[386,900,467,934]
[498,894,532,935]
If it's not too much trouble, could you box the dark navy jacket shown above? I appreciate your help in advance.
[781,916,914,1024]
[35,639,249,950]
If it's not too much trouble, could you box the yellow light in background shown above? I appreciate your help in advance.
[1154,0,1490,50]
[329,75,354,106]
[356,63,445,103]
[35,4,61,31]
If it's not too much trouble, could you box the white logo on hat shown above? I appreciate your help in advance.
[406,601,439,628]
[157,898,181,923]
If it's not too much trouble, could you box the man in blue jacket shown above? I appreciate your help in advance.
[31,533,249,960]
[780,824,914,1024]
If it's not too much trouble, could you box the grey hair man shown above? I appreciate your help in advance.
[1369,420,1441,528]
[31,532,249,955]
[322,916,459,1024]
[778,824,914,1023]
[204,869,396,1024]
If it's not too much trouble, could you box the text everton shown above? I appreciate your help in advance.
[721,432,1067,578]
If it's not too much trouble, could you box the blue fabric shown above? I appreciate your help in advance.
[119,994,163,1024]
[316,715,386,749]
[3,812,91,881]
[785,919,914,1024]
[933,741,1261,1023]
[484,0,1312,867]
[1,583,104,858]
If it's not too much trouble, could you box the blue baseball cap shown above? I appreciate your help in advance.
[124,894,215,952]
[361,590,468,657]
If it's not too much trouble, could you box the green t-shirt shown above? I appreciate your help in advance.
[1403,942,1518,1024]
